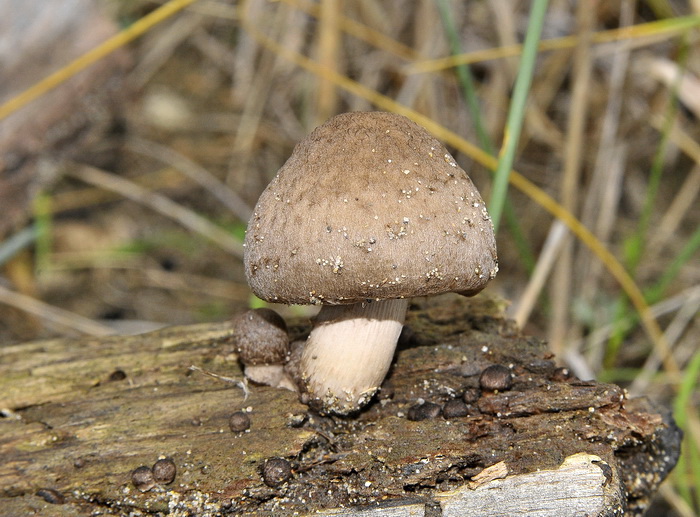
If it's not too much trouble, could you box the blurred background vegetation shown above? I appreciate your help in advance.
[0,0,698,514]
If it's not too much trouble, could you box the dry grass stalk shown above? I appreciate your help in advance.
[1,3,699,509]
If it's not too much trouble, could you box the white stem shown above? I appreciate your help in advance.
[243,365,298,392]
[300,298,409,414]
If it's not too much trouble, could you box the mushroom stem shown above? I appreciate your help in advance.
[301,298,409,414]
[243,365,298,392]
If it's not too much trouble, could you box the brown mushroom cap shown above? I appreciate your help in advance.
[231,308,289,365]
[244,111,498,305]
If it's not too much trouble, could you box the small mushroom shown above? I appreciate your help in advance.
[108,369,127,382]
[262,457,292,487]
[228,410,251,432]
[131,465,155,492]
[283,339,306,390]
[462,387,480,404]
[407,400,442,421]
[152,458,177,485]
[231,308,296,390]
[551,366,575,382]
[244,112,498,414]
[479,364,513,392]
[36,488,64,505]
[443,398,469,419]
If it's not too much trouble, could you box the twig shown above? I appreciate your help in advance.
[549,0,595,356]
[629,286,700,396]
[512,220,567,328]
[570,285,700,361]
[65,164,244,258]
[126,137,253,222]
[0,0,200,121]
[0,284,114,336]
[188,364,249,399]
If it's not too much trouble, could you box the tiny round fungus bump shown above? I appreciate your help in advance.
[229,411,251,433]
[152,458,176,485]
[479,365,513,392]
[262,457,292,487]
[462,387,480,404]
[443,398,469,419]
[244,112,497,415]
[131,465,155,492]
[230,308,295,390]
[551,367,574,382]
[407,400,442,421]
[108,369,127,382]
[36,488,65,505]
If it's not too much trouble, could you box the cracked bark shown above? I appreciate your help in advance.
[0,294,681,516]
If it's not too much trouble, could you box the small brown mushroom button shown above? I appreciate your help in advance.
[407,400,442,421]
[231,308,296,390]
[551,366,574,382]
[131,465,155,492]
[244,112,498,415]
[152,458,176,485]
[282,339,305,390]
[462,387,481,404]
[228,410,251,432]
[108,369,127,382]
[262,457,292,487]
[36,488,64,505]
[443,398,469,419]
[479,364,513,392]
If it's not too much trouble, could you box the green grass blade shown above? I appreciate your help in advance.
[607,35,689,365]
[32,192,53,274]
[673,350,700,508]
[490,0,549,232]
[0,227,37,267]
[646,224,700,304]
[435,0,537,273]
[622,95,678,274]
[435,0,494,155]
[603,219,700,368]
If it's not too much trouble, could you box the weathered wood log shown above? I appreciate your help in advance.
[0,295,680,516]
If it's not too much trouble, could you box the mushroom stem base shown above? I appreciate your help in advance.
[301,298,408,414]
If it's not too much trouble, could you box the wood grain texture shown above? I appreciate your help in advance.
[0,295,680,516]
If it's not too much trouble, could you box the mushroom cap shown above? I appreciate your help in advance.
[231,308,289,365]
[244,111,498,305]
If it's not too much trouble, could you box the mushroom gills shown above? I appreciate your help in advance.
[300,298,408,414]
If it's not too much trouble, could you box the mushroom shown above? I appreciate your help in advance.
[231,308,296,391]
[244,111,498,414]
